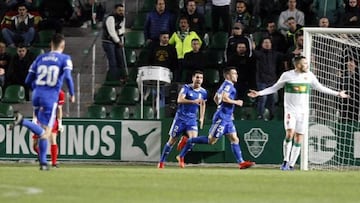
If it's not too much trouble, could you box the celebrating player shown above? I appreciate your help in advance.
[32,90,65,168]
[248,56,349,170]
[158,70,207,169]
[179,67,255,169]
[9,33,75,170]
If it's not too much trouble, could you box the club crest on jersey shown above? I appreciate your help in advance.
[244,128,268,158]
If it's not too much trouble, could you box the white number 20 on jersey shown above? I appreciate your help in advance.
[35,65,60,86]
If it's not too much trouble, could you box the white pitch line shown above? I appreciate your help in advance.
[0,185,43,197]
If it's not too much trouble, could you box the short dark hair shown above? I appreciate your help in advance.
[223,66,237,75]
[192,70,203,76]
[114,3,124,9]
[292,55,306,66]
[51,33,65,48]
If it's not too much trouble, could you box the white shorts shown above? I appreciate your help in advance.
[283,111,308,135]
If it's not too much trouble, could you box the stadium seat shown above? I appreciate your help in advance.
[94,86,117,105]
[125,48,137,67]
[124,31,145,49]
[33,29,56,48]
[109,105,131,119]
[140,0,156,12]
[209,31,228,49]
[103,69,126,86]
[134,105,155,119]
[117,86,140,105]
[28,47,44,57]
[132,12,147,30]
[126,67,139,86]
[2,85,25,103]
[86,105,107,119]
[203,68,220,86]
[0,103,14,117]
[5,47,17,57]
[204,49,224,67]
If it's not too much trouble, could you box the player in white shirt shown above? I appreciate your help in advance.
[248,56,349,170]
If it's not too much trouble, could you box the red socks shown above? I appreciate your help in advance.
[51,144,58,166]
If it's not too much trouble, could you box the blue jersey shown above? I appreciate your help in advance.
[175,84,207,120]
[214,80,236,121]
[26,51,75,101]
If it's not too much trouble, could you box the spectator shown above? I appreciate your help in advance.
[340,0,360,27]
[148,31,178,75]
[0,42,11,87]
[211,0,231,33]
[285,32,303,70]
[6,0,35,11]
[225,23,252,62]
[102,3,126,80]
[180,0,205,38]
[6,44,34,100]
[285,16,303,51]
[183,38,206,82]
[253,37,286,120]
[318,16,330,27]
[72,0,102,28]
[232,0,260,34]
[144,0,175,46]
[169,16,202,81]
[311,0,344,26]
[278,0,304,36]
[38,0,74,33]
[1,4,36,47]
[339,59,360,122]
[227,42,256,100]
[255,19,287,53]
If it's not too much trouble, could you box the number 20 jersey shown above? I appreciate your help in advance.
[29,51,73,101]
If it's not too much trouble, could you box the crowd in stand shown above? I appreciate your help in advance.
[0,0,105,100]
[124,0,360,120]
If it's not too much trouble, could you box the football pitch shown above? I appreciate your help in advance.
[0,163,359,203]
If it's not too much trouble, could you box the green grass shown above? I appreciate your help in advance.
[0,163,359,203]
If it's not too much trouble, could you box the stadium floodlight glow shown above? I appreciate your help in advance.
[303,27,360,171]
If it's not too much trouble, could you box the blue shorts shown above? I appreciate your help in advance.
[208,118,236,138]
[32,94,57,128]
[168,118,198,138]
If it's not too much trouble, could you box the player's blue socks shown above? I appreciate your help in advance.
[159,143,172,162]
[38,138,48,165]
[190,136,209,144]
[22,119,45,136]
[179,136,209,158]
[231,143,244,163]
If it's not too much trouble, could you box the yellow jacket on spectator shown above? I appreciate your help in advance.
[169,31,202,59]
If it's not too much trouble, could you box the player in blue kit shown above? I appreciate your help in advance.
[158,70,207,169]
[9,33,75,170]
[179,67,255,169]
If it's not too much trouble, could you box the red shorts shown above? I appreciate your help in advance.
[32,119,59,140]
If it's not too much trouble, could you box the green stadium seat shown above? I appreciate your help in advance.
[117,86,140,105]
[204,49,224,67]
[86,105,107,119]
[125,48,137,67]
[134,105,155,119]
[209,31,228,49]
[103,69,127,86]
[203,68,220,86]
[2,85,25,103]
[136,48,150,67]
[140,0,156,12]
[235,107,257,120]
[132,12,147,30]
[94,86,117,105]
[109,105,131,119]
[5,47,17,57]
[0,103,14,117]
[28,47,44,57]
[124,31,145,49]
[33,29,56,48]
